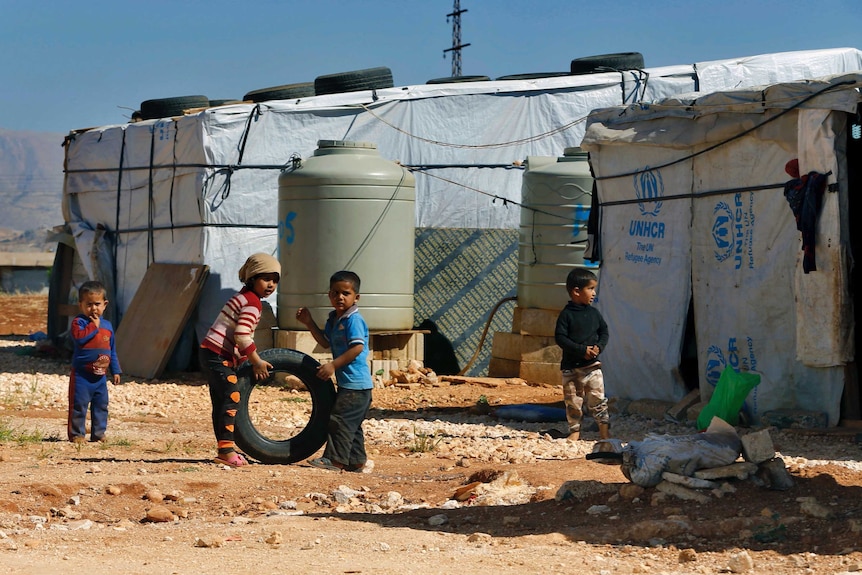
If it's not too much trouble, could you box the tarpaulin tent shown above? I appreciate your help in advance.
[60,48,862,376]
[581,72,862,425]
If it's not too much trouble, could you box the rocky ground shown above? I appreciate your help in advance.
[0,295,861,574]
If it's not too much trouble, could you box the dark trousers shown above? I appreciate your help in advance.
[199,347,240,452]
[67,369,109,441]
[324,387,372,468]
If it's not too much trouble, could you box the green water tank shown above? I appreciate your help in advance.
[277,140,416,330]
[518,147,597,311]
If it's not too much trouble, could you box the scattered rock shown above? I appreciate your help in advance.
[797,497,832,519]
[726,550,754,572]
[619,484,645,500]
[756,457,794,491]
[265,531,282,545]
[194,536,223,548]
[452,481,482,501]
[144,506,175,523]
[144,489,164,502]
[661,471,719,490]
[693,462,758,481]
[428,514,448,526]
[655,481,711,504]
[678,548,697,563]
[586,504,611,515]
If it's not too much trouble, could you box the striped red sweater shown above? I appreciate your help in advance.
[201,287,262,365]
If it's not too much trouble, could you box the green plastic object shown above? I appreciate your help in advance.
[697,366,761,430]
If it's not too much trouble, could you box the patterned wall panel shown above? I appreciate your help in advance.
[414,228,518,376]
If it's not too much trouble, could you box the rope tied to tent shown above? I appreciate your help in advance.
[280,153,302,173]
[213,104,263,202]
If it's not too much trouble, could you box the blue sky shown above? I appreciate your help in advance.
[1,0,860,134]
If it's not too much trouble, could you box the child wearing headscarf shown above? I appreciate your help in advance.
[200,253,281,467]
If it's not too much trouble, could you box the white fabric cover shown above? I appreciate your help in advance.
[582,73,861,425]
[62,49,862,355]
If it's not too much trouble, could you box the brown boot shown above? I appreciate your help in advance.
[598,422,610,440]
[566,430,580,441]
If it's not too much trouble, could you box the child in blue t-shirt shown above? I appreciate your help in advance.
[296,270,373,472]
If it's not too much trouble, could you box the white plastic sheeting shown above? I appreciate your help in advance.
[62,48,862,344]
[582,72,862,425]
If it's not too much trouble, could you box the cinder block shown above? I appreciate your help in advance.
[488,357,519,378]
[520,335,561,363]
[274,330,326,354]
[273,330,331,363]
[254,327,274,352]
[665,389,701,422]
[741,429,775,464]
[371,332,424,362]
[491,332,522,361]
[517,308,560,337]
[511,306,523,333]
[491,331,560,363]
[519,361,560,385]
[254,303,277,351]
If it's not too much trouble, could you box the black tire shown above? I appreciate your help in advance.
[495,72,571,81]
[314,66,394,96]
[242,82,315,103]
[139,95,210,120]
[569,52,645,75]
[426,75,490,84]
[234,348,336,464]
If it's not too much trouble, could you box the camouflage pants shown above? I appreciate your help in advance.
[561,362,608,432]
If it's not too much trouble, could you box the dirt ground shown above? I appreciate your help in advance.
[0,293,47,336]
[0,294,861,575]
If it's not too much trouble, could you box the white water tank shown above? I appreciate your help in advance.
[518,147,597,310]
[277,140,416,330]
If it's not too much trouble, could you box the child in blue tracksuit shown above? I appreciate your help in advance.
[296,270,373,472]
[68,280,122,443]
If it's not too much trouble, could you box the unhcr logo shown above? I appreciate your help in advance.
[712,201,733,262]
[704,344,726,387]
[704,337,759,388]
[634,167,663,217]
[712,192,756,270]
[628,167,665,240]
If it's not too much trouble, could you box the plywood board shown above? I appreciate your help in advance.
[116,263,209,379]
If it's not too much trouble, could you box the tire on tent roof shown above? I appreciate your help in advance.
[569,52,645,75]
[139,95,210,120]
[234,348,336,464]
[426,75,490,84]
[314,66,394,96]
[242,82,315,103]
[495,72,572,80]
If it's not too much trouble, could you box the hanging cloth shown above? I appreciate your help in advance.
[783,159,828,273]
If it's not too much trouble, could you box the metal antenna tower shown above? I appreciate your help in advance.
[443,0,470,77]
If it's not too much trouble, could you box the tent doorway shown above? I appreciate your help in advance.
[846,107,862,420]
[679,296,699,392]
